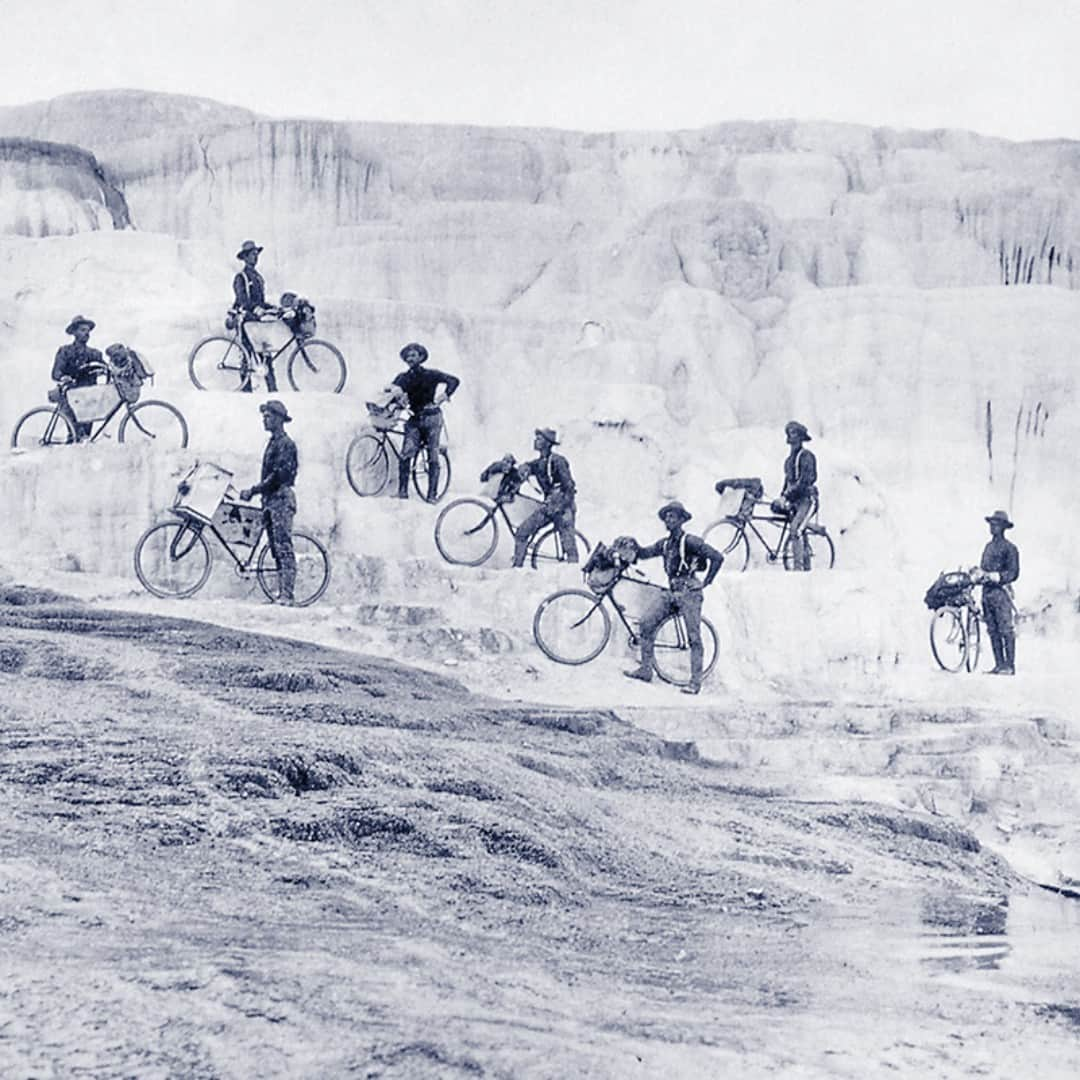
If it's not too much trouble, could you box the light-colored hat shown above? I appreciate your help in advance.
[236,240,263,259]
[985,510,1014,529]
[260,399,292,422]
[535,427,559,446]
[658,500,692,523]
[65,315,95,334]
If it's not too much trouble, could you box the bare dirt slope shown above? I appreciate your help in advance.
[1,588,1077,1078]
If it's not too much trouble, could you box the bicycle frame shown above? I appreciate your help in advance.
[168,507,267,574]
[569,568,663,646]
[45,395,140,444]
[738,511,794,563]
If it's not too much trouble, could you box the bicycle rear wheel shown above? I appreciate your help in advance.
[345,434,391,496]
[11,407,76,449]
[188,335,249,391]
[286,339,347,394]
[529,527,591,569]
[652,614,719,687]
[118,401,189,448]
[134,520,212,598]
[411,447,451,503]
[533,589,612,665]
[701,519,750,571]
[782,526,836,570]
[256,530,331,607]
[433,498,499,566]
[930,608,967,672]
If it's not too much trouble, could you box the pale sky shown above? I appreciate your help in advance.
[5,0,1078,140]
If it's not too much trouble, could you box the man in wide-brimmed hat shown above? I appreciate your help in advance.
[51,315,104,438]
[240,400,298,604]
[510,427,580,567]
[232,241,279,390]
[773,420,819,571]
[971,510,1020,674]
[388,342,460,501]
[623,501,724,694]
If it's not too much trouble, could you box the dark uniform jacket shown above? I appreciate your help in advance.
[520,452,576,501]
[392,367,460,413]
[250,432,298,502]
[233,267,267,314]
[52,342,104,385]
[637,530,723,587]
[980,537,1019,590]
[782,446,818,502]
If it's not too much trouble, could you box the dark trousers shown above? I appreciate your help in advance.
[263,487,296,600]
[512,494,578,566]
[399,410,442,498]
[982,586,1015,671]
[637,583,704,685]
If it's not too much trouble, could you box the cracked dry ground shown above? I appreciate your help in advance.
[0,591,1077,1078]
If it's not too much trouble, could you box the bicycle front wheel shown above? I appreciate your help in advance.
[782,526,836,570]
[529,527,591,569]
[118,400,189,448]
[930,608,967,672]
[533,589,612,665]
[652,613,719,687]
[701,519,750,571]
[345,434,391,496]
[134,520,212,598]
[433,498,499,566]
[964,608,982,672]
[11,407,76,449]
[411,447,451,503]
[286,339,347,394]
[256,530,331,607]
[188,335,249,391]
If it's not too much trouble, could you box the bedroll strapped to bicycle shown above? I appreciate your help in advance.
[924,570,973,610]
[714,477,764,522]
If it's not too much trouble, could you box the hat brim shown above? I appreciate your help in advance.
[535,430,559,445]
[658,507,692,523]
[260,404,292,422]
[236,246,263,259]
[65,319,95,334]
[985,516,1014,528]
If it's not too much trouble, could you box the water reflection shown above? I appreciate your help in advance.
[918,892,1011,972]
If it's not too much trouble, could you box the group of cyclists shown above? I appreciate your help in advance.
[43,239,1020,687]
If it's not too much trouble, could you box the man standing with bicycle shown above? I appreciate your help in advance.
[233,240,278,392]
[624,501,723,695]
[52,315,104,440]
[240,401,298,605]
[391,342,459,501]
[970,510,1020,675]
[511,428,579,568]
[774,420,818,571]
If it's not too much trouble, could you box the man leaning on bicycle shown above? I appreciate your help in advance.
[623,501,724,695]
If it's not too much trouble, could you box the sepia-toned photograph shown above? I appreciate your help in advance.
[1,1,1078,1076]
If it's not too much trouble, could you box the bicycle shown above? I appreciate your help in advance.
[11,363,189,450]
[532,562,719,688]
[188,305,347,394]
[133,462,331,606]
[345,405,452,504]
[927,571,983,673]
[703,478,836,571]
[433,465,589,568]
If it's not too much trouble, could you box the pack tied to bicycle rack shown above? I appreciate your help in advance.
[175,461,235,522]
[924,569,973,609]
[714,477,764,522]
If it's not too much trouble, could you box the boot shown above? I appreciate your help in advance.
[623,668,653,684]
[987,632,1006,674]
[1001,633,1016,675]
